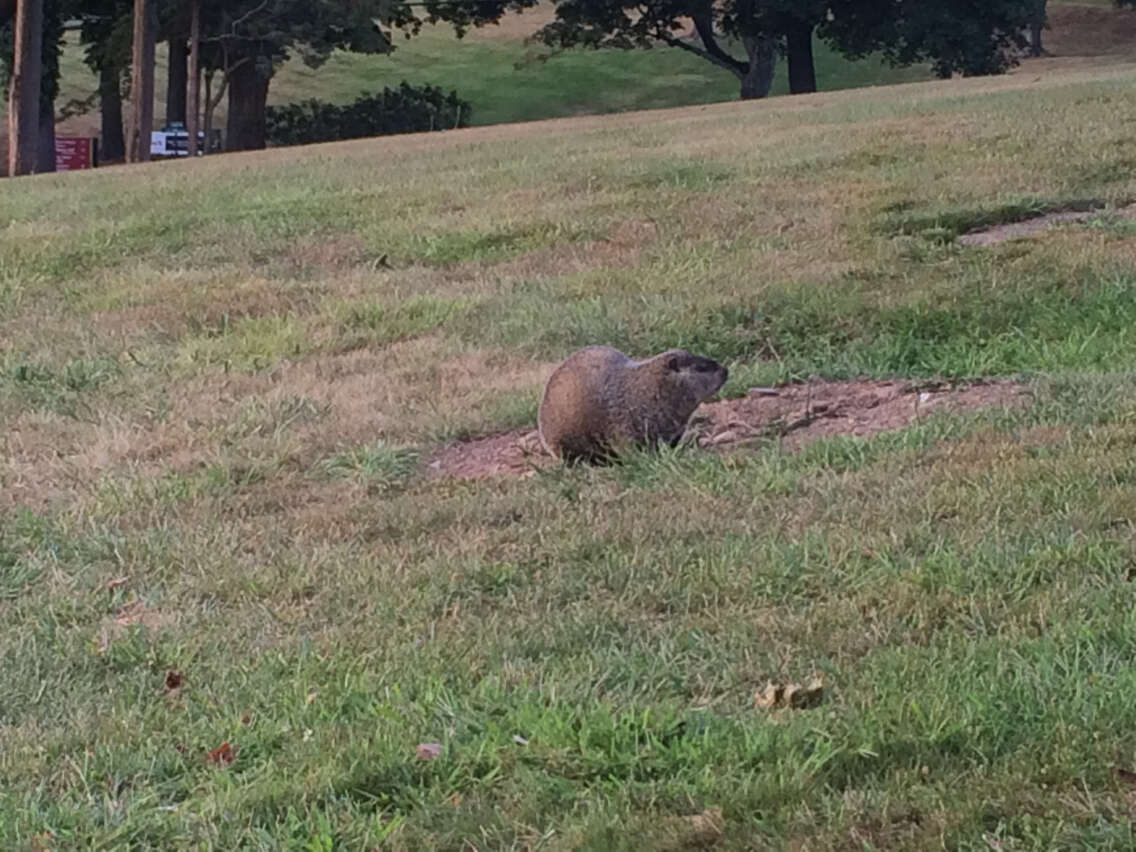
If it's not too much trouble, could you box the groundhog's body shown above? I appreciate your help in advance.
[537,345,728,463]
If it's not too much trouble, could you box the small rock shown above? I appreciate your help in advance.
[710,430,739,446]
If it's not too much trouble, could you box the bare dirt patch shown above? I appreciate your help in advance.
[957,203,1136,247]
[425,378,1029,480]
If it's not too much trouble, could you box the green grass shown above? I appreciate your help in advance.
[8,58,1136,848]
[271,25,931,126]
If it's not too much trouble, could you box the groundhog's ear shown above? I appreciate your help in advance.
[666,355,680,371]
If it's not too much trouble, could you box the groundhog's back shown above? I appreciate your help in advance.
[537,346,631,457]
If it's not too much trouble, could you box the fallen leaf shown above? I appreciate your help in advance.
[1117,767,1136,784]
[512,734,529,746]
[174,743,186,754]
[416,742,443,760]
[206,741,235,766]
[107,577,128,590]
[163,670,184,692]
[754,677,824,710]
[305,691,318,705]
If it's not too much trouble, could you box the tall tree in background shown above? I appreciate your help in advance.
[826,0,1036,79]
[79,0,132,161]
[35,0,65,171]
[197,0,536,151]
[1029,0,1048,56]
[126,0,154,160]
[160,0,187,123]
[4,0,73,173]
[7,0,44,175]
[186,0,199,154]
[535,0,1039,100]
[192,0,394,151]
[165,35,185,122]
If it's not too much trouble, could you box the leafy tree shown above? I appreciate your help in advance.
[3,0,70,172]
[535,0,1041,100]
[77,0,132,160]
[827,0,1037,79]
[189,0,394,151]
[5,0,43,174]
[197,0,541,151]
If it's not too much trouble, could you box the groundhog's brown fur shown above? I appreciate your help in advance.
[537,345,728,463]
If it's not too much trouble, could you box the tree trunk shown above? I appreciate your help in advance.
[202,70,213,152]
[8,0,45,176]
[36,92,55,172]
[98,62,126,161]
[738,35,775,100]
[127,0,155,162]
[33,0,63,172]
[786,19,817,94]
[225,59,269,151]
[187,0,200,155]
[1029,0,1047,57]
[166,36,187,124]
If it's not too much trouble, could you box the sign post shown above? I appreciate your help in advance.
[55,136,98,171]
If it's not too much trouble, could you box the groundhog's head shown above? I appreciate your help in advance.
[658,348,728,404]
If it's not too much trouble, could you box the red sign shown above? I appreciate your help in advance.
[55,136,94,171]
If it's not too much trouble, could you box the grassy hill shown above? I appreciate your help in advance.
[6,45,1136,845]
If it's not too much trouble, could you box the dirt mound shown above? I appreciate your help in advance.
[958,203,1136,247]
[425,378,1028,480]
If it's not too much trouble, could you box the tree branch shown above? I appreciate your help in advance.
[688,2,746,74]
[655,28,744,77]
[199,0,273,44]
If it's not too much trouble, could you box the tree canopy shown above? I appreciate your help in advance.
[535,0,1043,100]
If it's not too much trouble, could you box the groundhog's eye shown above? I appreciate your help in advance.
[666,356,680,371]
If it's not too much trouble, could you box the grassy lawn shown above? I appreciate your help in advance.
[6,58,1136,848]
[269,23,931,126]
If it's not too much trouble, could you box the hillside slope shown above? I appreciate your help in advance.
[5,1,1136,165]
[5,55,1136,846]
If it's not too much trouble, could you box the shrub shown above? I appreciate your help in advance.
[265,83,472,147]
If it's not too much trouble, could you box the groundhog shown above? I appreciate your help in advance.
[537,345,728,463]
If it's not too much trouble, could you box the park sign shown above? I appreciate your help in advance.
[55,137,97,171]
[150,122,223,158]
